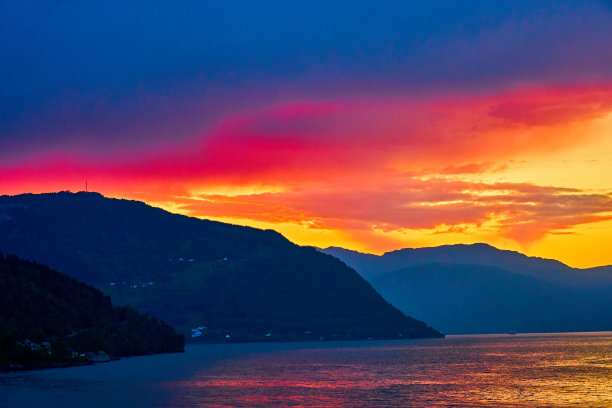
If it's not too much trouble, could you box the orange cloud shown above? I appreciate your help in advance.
[174,180,612,243]
[1,83,611,266]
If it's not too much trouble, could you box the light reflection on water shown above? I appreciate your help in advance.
[1,333,611,408]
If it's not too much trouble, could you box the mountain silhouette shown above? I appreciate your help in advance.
[321,244,612,334]
[0,192,442,341]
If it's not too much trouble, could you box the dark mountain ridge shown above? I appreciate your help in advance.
[370,263,609,334]
[320,244,612,334]
[0,192,442,341]
[322,243,612,288]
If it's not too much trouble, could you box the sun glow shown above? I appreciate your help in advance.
[2,85,612,268]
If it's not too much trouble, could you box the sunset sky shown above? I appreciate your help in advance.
[1,1,611,268]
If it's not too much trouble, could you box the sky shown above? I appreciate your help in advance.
[1,1,611,268]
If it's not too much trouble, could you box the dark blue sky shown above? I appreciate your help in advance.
[1,0,611,156]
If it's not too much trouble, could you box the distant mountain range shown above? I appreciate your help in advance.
[0,192,442,341]
[0,253,184,371]
[320,244,612,334]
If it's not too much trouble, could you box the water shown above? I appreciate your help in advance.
[1,332,611,407]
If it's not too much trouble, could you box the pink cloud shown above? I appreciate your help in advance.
[488,85,612,126]
[1,83,611,248]
[4,83,610,186]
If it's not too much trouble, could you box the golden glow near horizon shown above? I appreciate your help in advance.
[3,85,612,269]
[165,91,611,268]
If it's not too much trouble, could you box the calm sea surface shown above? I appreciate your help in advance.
[1,332,611,408]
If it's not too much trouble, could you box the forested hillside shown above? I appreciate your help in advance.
[0,253,184,370]
[0,192,442,341]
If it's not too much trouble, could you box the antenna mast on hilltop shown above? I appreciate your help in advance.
[86,179,88,192]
